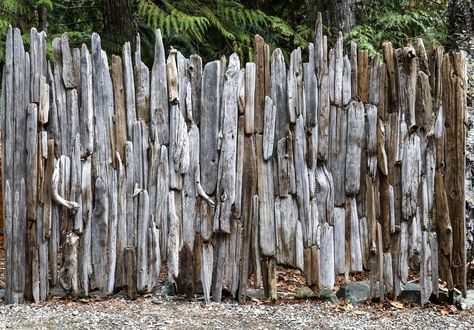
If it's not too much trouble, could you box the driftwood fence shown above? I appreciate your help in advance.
[1,13,467,305]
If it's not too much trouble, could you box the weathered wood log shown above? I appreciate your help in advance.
[396,46,417,129]
[244,62,256,134]
[357,50,369,102]
[262,96,276,160]
[26,104,38,221]
[226,219,242,297]
[442,52,467,294]
[342,55,351,106]
[368,55,380,106]
[124,247,137,300]
[134,37,150,123]
[435,168,453,290]
[294,116,313,244]
[201,242,213,303]
[303,245,320,293]
[115,153,127,288]
[345,101,364,195]
[348,197,363,272]
[189,54,202,124]
[80,44,94,156]
[234,116,245,219]
[168,191,180,282]
[316,164,334,226]
[212,233,229,302]
[237,135,257,302]
[182,125,199,247]
[254,35,270,133]
[137,190,150,291]
[213,54,239,233]
[91,177,108,291]
[329,105,347,206]
[256,134,276,256]
[112,55,127,161]
[200,60,221,195]
[148,221,161,291]
[399,221,409,284]
[401,133,421,220]
[176,50,189,116]
[59,232,80,295]
[123,42,136,139]
[169,103,188,190]
[271,48,288,145]
[288,47,303,122]
[382,42,399,112]
[318,36,330,161]
[334,207,345,274]
[320,223,335,289]
[420,230,432,306]
[379,63,388,121]
[52,37,69,155]
[61,33,78,88]
[275,197,299,266]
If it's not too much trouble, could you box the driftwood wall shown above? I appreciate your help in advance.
[1,13,468,305]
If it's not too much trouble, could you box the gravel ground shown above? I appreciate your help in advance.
[1,296,473,330]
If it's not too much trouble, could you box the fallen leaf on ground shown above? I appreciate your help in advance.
[390,301,404,309]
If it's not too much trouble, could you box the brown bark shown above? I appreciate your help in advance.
[103,0,135,45]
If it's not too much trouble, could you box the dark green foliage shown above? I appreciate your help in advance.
[136,0,310,62]
[346,0,448,57]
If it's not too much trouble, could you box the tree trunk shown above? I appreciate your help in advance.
[102,0,135,45]
[327,0,356,34]
[446,0,474,53]
[38,5,48,33]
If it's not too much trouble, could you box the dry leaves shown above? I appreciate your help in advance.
[390,301,405,309]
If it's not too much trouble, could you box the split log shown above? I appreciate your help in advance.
[320,223,335,289]
[245,62,256,134]
[201,242,213,303]
[263,96,276,160]
[214,54,240,233]
[254,35,270,133]
[345,101,364,195]
[135,37,150,122]
[200,60,221,195]
[80,44,94,156]
[272,48,288,145]
[318,36,330,161]
[59,233,80,295]
[288,47,303,122]
[334,207,345,274]
[137,190,150,291]
[442,52,467,294]
[256,134,276,256]
[91,177,108,291]
[189,54,203,124]
[123,42,136,138]
[275,197,299,266]
[124,247,137,300]
[182,125,199,247]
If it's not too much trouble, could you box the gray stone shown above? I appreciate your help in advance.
[154,281,176,297]
[319,287,340,304]
[399,283,421,304]
[49,286,67,298]
[336,281,371,304]
[459,289,474,310]
[0,288,5,299]
[295,286,316,299]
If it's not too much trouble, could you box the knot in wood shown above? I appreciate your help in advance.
[220,191,228,202]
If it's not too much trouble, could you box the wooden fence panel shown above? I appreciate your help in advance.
[0,17,467,306]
